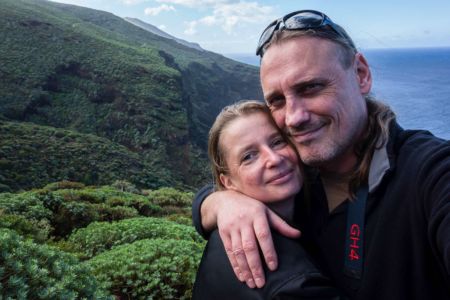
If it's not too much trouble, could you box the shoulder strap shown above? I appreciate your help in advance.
[343,184,368,280]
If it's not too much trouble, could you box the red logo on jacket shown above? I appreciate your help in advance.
[348,224,360,260]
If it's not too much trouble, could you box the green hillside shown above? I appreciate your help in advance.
[0,121,165,192]
[0,0,262,191]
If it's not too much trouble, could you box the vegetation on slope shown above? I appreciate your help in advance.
[0,0,262,191]
[0,121,165,192]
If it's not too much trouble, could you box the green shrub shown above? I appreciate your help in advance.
[0,228,110,299]
[165,214,193,226]
[48,239,85,259]
[51,201,101,237]
[68,217,204,258]
[1,188,162,239]
[55,189,106,204]
[105,195,162,216]
[0,212,51,243]
[37,191,98,238]
[43,180,86,191]
[147,187,194,208]
[40,188,153,237]
[111,180,140,194]
[53,186,162,216]
[94,203,139,221]
[0,192,52,221]
[86,238,203,299]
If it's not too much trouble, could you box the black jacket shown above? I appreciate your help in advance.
[295,124,450,299]
[193,230,343,299]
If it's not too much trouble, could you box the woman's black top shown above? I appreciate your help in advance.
[193,230,343,299]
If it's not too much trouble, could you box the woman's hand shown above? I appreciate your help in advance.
[200,190,301,288]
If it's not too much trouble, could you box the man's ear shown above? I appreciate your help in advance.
[355,53,372,94]
[219,173,238,191]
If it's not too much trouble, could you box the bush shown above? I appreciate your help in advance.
[86,238,203,299]
[40,188,157,237]
[0,188,163,239]
[105,195,161,216]
[68,217,204,258]
[165,214,193,226]
[0,212,51,243]
[0,228,110,299]
[48,239,85,259]
[55,189,106,204]
[51,201,100,237]
[0,192,52,221]
[43,180,86,191]
[53,186,162,216]
[34,191,100,238]
[111,180,140,194]
[94,203,139,221]
[147,187,193,207]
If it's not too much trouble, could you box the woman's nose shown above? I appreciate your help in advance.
[264,148,283,168]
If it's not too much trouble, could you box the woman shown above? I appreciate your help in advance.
[192,100,342,299]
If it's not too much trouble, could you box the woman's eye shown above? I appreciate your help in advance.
[241,152,256,163]
[271,137,287,148]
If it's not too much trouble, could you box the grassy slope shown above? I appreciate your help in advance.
[0,0,262,191]
[0,121,161,192]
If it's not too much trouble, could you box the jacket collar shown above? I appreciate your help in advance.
[306,121,403,193]
[368,121,402,192]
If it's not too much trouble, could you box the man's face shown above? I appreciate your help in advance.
[260,37,372,172]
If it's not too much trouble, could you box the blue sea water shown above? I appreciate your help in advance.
[225,48,450,140]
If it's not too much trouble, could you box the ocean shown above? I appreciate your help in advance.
[225,48,450,140]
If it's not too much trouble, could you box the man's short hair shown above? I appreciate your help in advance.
[263,28,357,69]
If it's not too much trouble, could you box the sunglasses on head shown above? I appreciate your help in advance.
[256,10,356,57]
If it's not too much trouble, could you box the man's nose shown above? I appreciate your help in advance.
[285,97,310,128]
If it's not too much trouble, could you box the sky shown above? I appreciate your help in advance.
[50,0,450,54]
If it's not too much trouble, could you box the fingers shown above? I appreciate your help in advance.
[214,192,279,289]
[254,214,278,272]
[268,210,301,238]
[231,231,256,288]
[241,226,265,288]
[222,232,243,282]
[221,226,266,288]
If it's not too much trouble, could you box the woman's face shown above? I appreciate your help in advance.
[219,112,302,203]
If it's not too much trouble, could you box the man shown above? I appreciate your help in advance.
[192,10,450,299]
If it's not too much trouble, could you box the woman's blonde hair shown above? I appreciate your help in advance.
[208,100,297,190]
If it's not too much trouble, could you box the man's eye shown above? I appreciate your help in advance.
[301,83,323,95]
[266,97,285,108]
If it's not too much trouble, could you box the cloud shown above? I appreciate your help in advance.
[200,15,216,26]
[182,1,274,35]
[184,20,198,35]
[158,24,167,30]
[144,4,176,16]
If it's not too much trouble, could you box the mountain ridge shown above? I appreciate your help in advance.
[124,17,204,52]
[0,0,263,191]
